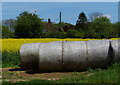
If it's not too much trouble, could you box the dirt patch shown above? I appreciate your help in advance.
[2,67,89,82]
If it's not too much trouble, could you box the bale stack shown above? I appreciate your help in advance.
[20,39,120,72]
[63,41,87,71]
[20,43,40,69]
[87,40,110,68]
[39,41,63,72]
[110,40,120,63]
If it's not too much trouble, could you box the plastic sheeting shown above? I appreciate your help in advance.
[20,43,40,69]
[63,41,87,71]
[20,39,120,71]
[39,41,63,72]
[87,40,110,68]
[111,40,119,63]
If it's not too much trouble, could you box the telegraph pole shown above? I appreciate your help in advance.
[60,11,61,24]
[59,11,63,32]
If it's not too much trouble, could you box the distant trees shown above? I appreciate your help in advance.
[75,12,89,38]
[75,12,88,32]
[76,12,88,24]
[113,22,120,37]
[2,25,14,38]
[2,11,120,39]
[74,12,119,39]
[66,29,83,38]
[89,17,113,38]
[14,11,43,38]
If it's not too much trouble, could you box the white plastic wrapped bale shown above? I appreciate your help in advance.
[20,43,40,69]
[111,39,120,63]
[87,40,110,68]
[118,39,120,62]
[39,41,63,72]
[63,41,87,71]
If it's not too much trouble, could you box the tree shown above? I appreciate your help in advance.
[75,12,88,32]
[90,17,113,38]
[14,11,43,38]
[2,25,14,38]
[76,12,87,24]
[66,29,84,38]
[113,22,120,37]
[82,22,96,38]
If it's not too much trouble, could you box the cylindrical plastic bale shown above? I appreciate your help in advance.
[63,41,87,71]
[87,40,110,68]
[20,43,40,69]
[39,41,63,72]
[118,39,120,62]
[110,39,120,63]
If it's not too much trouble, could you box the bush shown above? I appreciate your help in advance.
[66,29,84,38]
[2,51,20,67]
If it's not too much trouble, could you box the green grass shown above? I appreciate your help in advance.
[2,51,120,84]
[55,64,119,83]
[2,63,120,84]
[2,51,20,68]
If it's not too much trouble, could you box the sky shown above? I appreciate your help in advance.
[2,2,118,24]
[1,0,119,2]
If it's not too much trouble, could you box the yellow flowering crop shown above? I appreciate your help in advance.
[1,38,119,52]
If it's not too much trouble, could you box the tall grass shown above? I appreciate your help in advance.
[2,51,20,68]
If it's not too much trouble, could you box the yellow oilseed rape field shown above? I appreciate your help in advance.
[1,38,119,52]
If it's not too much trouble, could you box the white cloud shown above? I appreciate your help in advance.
[101,15,111,18]
[2,0,119,2]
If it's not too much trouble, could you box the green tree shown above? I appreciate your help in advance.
[66,29,84,38]
[113,22,120,37]
[2,25,14,38]
[90,17,113,38]
[76,12,87,24]
[14,11,43,38]
[83,22,96,38]
[75,12,88,32]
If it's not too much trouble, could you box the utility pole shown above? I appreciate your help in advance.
[60,11,61,24]
[59,11,64,32]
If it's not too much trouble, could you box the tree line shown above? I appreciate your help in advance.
[2,11,120,39]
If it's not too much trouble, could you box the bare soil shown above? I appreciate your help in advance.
[2,67,89,82]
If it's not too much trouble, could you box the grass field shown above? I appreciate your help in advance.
[1,38,120,84]
[2,63,120,84]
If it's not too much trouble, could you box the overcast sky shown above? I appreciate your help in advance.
[1,0,119,2]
